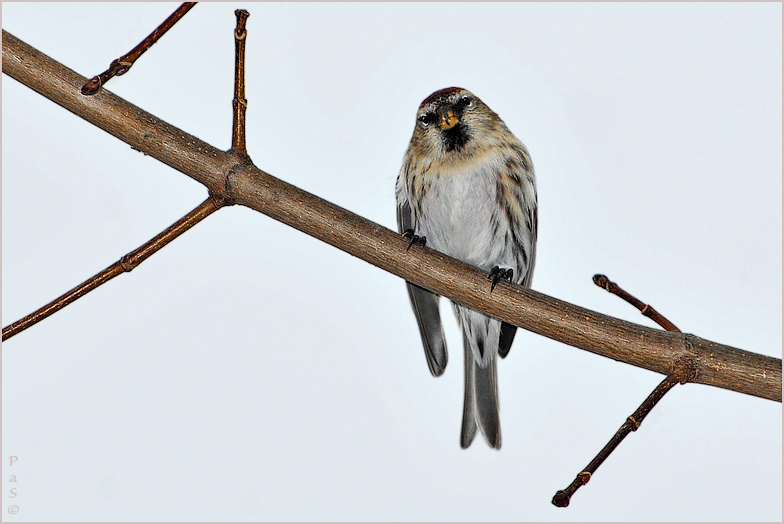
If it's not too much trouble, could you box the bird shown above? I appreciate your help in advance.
[396,87,537,449]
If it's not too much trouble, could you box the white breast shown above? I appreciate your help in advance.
[417,160,507,269]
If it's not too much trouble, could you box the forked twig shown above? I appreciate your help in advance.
[552,275,693,507]
[4,9,254,341]
[80,2,196,95]
[2,197,222,341]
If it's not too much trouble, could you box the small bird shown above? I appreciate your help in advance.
[396,87,537,449]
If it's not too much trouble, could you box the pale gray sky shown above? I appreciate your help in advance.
[2,2,781,521]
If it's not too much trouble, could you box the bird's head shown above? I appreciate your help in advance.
[409,87,507,159]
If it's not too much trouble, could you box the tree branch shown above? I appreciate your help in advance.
[3,30,780,402]
[80,2,197,95]
[231,9,249,154]
[553,277,697,507]
[2,197,222,341]
[593,274,681,332]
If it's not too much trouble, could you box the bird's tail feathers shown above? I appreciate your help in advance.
[453,306,499,366]
[460,330,501,449]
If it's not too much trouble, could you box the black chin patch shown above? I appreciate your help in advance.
[441,123,470,152]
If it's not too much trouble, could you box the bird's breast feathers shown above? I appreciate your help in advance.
[415,156,511,267]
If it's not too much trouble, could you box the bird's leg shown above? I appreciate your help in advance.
[488,266,514,292]
[402,229,427,251]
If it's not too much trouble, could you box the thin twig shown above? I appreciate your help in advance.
[2,197,222,341]
[80,2,197,95]
[4,30,780,402]
[593,274,681,332]
[552,276,694,507]
[231,10,249,153]
[553,359,694,507]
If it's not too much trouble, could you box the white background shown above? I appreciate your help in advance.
[2,2,781,521]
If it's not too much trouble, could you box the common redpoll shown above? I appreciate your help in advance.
[396,87,537,449]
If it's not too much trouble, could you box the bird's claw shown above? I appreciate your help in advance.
[488,266,514,292]
[402,229,426,251]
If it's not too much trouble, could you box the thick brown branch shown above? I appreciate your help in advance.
[80,2,197,95]
[3,31,780,402]
[2,197,221,341]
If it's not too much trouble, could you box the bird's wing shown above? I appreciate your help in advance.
[498,322,517,359]
[499,147,538,359]
[397,200,448,376]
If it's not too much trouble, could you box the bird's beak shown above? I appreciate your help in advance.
[438,108,459,130]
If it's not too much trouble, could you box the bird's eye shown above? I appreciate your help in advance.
[418,113,436,127]
[455,96,473,110]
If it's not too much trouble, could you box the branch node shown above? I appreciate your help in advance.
[119,254,136,272]
[209,189,234,208]
[81,76,102,95]
[672,354,697,384]
[115,60,134,76]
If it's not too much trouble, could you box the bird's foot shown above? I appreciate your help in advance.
[402,229,426,251]
[488,266,514,292]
